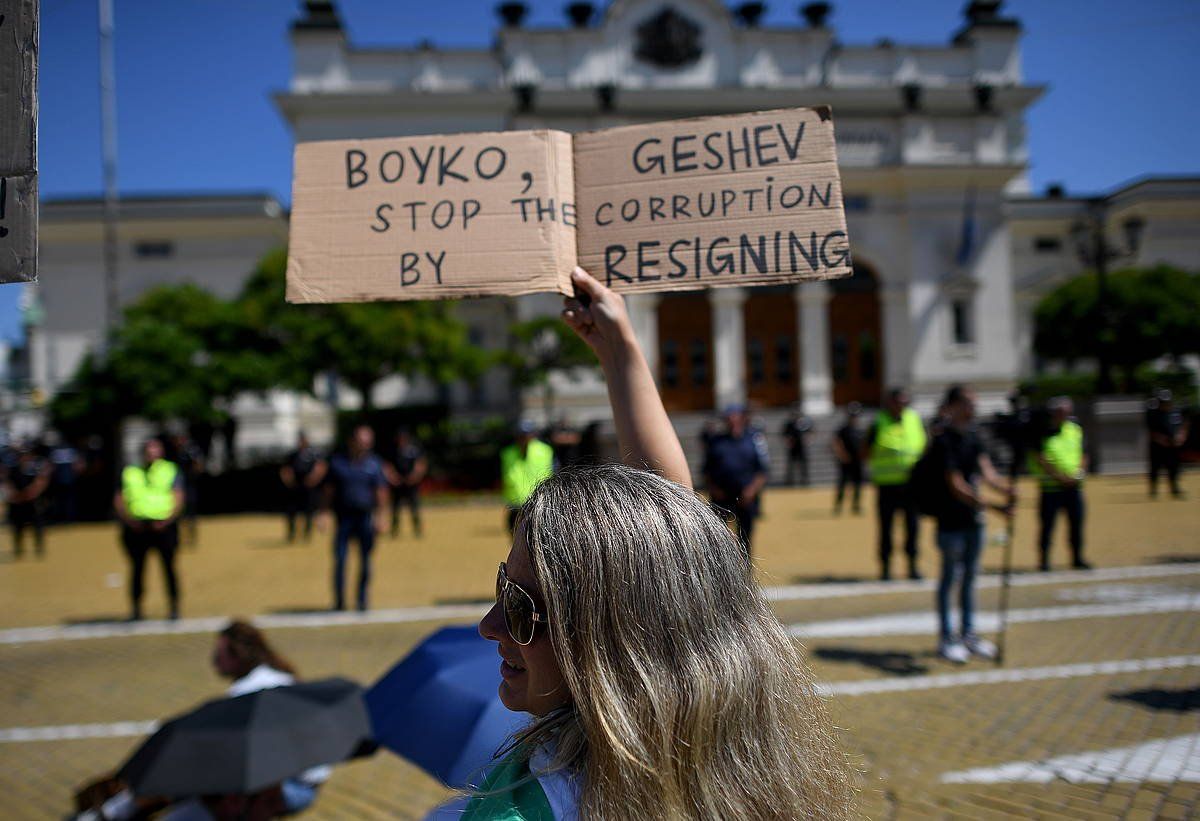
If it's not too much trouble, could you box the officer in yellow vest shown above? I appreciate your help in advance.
[1035,396,1090,571]
[500,421,555,532]
[865,387,928,580]
[114,438,184,621]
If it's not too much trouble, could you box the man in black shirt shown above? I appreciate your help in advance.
[280,432,323,543]
[388,428,427,538]
[831,403,864,515]
[781,407,814,486]
[1146,390,1189,499]
[928,385,1015,664]
[5,448,50,558]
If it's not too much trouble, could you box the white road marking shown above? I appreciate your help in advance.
[762,561,1200,602]
[1,562,1196,647]
[940,734,1200,784]
[6,655,1198,744]
[0,720,158,743]
[816,654,1200,697]
[789,594,1200,639]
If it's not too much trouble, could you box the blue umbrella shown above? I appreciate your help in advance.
[366,625,528,788]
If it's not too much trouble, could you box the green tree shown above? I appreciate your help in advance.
[1034,265,1200,389]
[504,315,597,420]
[236,248,489,410]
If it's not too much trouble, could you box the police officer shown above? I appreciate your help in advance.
[280,432,323,543]
[1147,389,1189,499]
[500,420,555,533]
[865,388,927,580]
[781,405,814,487]
[114,438,184,621]
[703,404,769,556]
[1034,396,1090,571]
[5,446,50,558]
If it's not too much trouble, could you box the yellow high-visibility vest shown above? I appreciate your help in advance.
[121,459,178,520]
[869,408,927,486]
[1037,420,1084,489]
[500,440,554,508]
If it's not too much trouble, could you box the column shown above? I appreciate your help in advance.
[797,282,833,416]
[624,293,661,380]
[880,283,911,390]
[710,287,746,409]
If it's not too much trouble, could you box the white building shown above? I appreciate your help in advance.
[22,0,1200,468]
[277,0,1043,422]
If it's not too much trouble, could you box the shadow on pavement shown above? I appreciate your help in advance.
[1150,553,1200,564]
[433,596,492,607]
[247,538,314,550]
[1110,686,1199,713]
[62,615,133,626]
[267,605,336,615]
[813,646,931,676]
[789,574,873,584]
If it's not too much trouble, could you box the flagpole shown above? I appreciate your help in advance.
[98,0,120,337]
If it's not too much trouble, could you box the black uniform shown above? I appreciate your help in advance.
[285,446,321,542]
[1147,406,1186,497]
[389,441,425,537]
[834,423,865,515]
[703,431,769,554]
[782,415,814,486]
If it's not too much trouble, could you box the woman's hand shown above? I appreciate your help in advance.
[561,267,637,363]
[559,266,692,488]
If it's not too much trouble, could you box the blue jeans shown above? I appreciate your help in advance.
[936,525,984,640]
[333,511,375,610]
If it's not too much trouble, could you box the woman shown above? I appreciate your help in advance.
[455,269,854,819]
[75,622,325,821]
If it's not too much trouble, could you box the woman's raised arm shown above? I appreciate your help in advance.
[561,267,692,489]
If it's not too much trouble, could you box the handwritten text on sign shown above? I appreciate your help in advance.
[286,107,850,303]
[287,129,576,302]
[574,106,850,293]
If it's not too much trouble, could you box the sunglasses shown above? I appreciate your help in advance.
[495,562,549,646]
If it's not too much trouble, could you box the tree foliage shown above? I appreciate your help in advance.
[1034,265,1200,386]
[504,315,597,419]
[52,247,489,431]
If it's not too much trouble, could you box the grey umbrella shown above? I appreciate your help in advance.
[118,677,370,799]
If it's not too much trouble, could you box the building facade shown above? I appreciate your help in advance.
[277,0,1043,421]
[20,1,1200,466]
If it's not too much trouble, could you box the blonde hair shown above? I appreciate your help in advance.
[512,463,854,819]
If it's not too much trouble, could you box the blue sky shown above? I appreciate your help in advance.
[7,0,1199,341]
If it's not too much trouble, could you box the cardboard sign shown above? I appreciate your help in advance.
[0,0,38,283]
[287,106,849,303]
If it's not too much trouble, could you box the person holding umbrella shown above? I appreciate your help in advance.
[437,269,853,819]
[74,621,334,820]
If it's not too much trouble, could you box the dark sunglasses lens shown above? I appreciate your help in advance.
[504,585,535,644]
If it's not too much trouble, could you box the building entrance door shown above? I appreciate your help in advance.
[743,286,799,408]
[656,292,714,412]
[829,263,883,406]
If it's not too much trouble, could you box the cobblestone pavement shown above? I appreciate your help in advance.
[0,474,1196,819]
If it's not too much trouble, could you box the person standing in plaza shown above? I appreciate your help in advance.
[865,387,927,580]
[114,438,184,621]
[388,428,427,538]
[831,402,865,515]
[703,404,769,555]
[47,432,85,524]
[5,447,51,558]
[1034,396,1091,571]
[319,424,389,612]
[500,420,555,533]
[280,432,325,543]
[781,405,814,486]
[927,385,1015,663]
[1146,389,1189,499]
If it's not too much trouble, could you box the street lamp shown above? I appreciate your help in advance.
[1069,202,1145,394]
